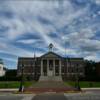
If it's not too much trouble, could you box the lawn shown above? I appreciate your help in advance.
[0,81,35,88]
[1,81,100,88]
[66,81,100,88]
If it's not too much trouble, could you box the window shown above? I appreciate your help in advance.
[55,60,59,65]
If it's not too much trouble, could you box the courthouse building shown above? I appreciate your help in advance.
[17,45,85,81]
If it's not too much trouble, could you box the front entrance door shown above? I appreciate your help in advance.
[48,60,53,76]
[48,70,53,76]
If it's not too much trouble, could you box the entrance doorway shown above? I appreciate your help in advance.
[48,60,53,76]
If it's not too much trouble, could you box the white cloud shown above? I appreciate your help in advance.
[95,0,100,5]
[0,17,27,39]
[17,39,40,44]
[85,54,100,62]
[0,0,89,39]
[0,42,7,49]
[61,24,100,59]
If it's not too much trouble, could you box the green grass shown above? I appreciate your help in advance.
[66,81,100,88]
[0,81,35,88]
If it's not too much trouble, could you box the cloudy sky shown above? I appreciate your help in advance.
[0,0,100,69]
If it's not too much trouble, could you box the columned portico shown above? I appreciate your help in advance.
[40,59,61,77]
[39,58,62,81]
[48,60,53,76]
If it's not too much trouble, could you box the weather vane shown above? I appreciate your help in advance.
[49,43,54,51]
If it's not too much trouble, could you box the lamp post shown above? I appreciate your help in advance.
[75,64,81,91]
[19,64,24,92]
[67,57,71,80]
[34,57,37,80]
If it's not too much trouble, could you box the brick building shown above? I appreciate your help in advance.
[17,51,85,81]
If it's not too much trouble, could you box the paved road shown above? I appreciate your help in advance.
[32,93,100,100]
[0,92,100,100]
[33,93,66,100]
[0,95,23,100]
[0,94,34,100]
[64,93,100,100]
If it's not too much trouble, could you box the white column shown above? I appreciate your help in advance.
[59,60,61,76]
[54,59,55,76]
[41,60,43,76]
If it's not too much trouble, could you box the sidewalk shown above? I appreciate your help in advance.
[0,88,18,92]
[82,88,100,93]
[0,88,100,93]
[82,88,100,90]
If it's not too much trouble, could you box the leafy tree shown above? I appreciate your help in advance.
[85,60,99,81]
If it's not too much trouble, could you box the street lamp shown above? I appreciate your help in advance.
[67,57,71,77]
[19,64,24,92]
[75,64,81,91]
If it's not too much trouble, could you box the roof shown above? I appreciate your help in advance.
[40,51,62,58]
[68,58,84,60]
[18,52,84,61]
[18,57,34,60]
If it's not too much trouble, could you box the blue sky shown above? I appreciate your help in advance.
[0,0,100,69]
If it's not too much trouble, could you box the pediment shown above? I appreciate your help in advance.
[41,52,62,58]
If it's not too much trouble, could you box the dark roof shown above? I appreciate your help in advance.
[18,57,41,62]
[62,56,84,59]
[18,57,34,59]
[68,58,84,60]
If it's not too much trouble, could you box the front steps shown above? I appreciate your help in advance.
[39,76,62,82]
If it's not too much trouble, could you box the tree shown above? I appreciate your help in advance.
[85,60,98,81]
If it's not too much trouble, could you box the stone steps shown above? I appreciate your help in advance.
[39,76,62,82]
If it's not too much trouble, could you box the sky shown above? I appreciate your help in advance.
[0,0,100,69]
